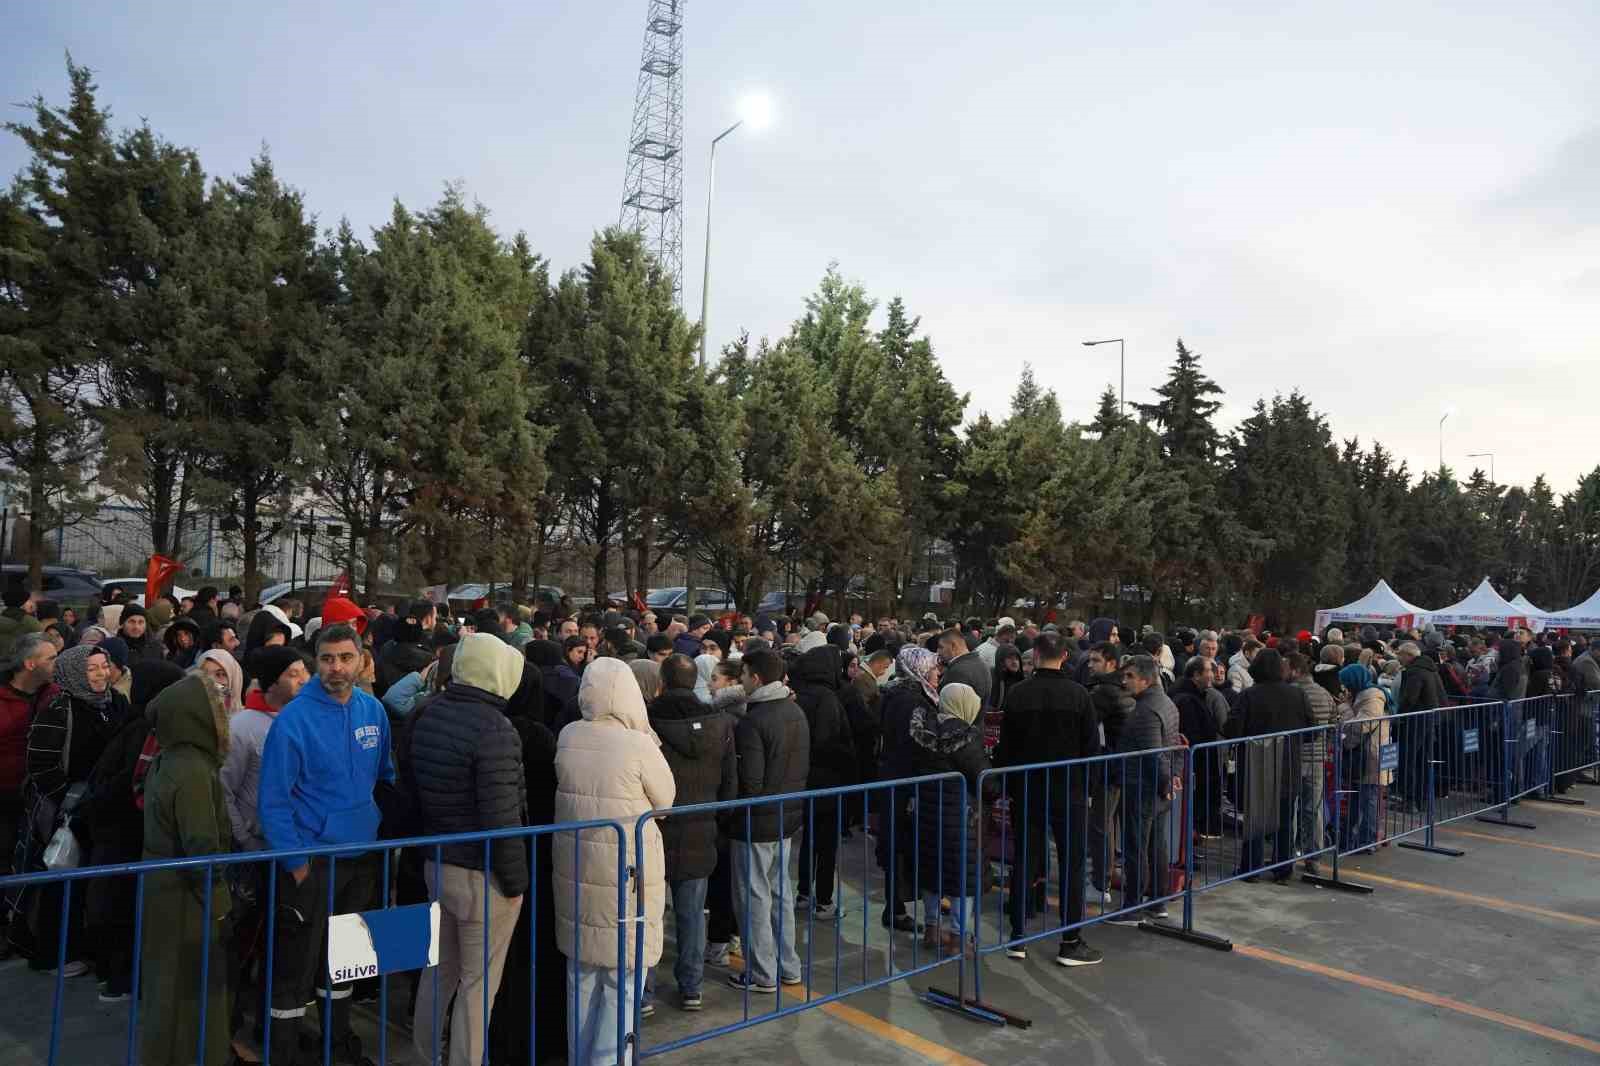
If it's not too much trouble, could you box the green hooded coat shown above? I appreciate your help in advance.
[140,673,233,1066]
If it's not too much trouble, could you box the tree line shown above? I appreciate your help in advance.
[3,63,1598,623]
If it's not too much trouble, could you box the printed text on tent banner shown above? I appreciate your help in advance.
[327,901,440,984]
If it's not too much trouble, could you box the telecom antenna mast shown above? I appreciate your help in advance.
[620,1,685,305]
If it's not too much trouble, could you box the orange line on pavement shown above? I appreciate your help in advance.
[824,1001,989,1065]
[1437,826,1600,861]
[1346,871,1600,927]
[1522,800,1600,818]
[1235,944,1600,1055]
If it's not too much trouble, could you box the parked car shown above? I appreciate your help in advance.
[644,586,733,612]
[445,583,563,613]
[755,590,803,617]
[1,564,104,607]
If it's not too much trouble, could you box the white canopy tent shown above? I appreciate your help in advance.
[1424,577,1544,631]
[1313,580,1430,634]
[1509,593,1546,615]
[1542,586,1600,630]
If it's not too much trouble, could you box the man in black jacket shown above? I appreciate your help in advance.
[992,632,1103,967]
[789,645,856,918]
[1082,641,1132,898]
[727,650,810,993]
[938,629,993,708]
[1396,641,1444,811]
[376,600,436,700]
[1224,649,1312,883]
[406,633,527,1065]
[649,655,736,1009]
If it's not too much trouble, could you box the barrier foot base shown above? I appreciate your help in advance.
[1139,919,1232,951]
[1301,872,1374,894]
[923,987,1027,1028]
[1475,814,1537,830]
[1397,841,1466,857]
[1537,794,1586,806]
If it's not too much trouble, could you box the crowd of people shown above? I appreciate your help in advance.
[1,575,1598,1065]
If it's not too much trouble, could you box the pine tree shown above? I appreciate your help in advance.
[1088,385,1127,438]
[1135,339,1224,464]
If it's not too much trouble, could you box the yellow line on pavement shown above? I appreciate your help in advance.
[1437,826,1600,860]
[1347,870,1600,927]
[825,1001,990,1065]
[1235,944,1600,1055]
[1522,799,1600,818]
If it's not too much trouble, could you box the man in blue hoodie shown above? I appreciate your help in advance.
[258,623,393,1066]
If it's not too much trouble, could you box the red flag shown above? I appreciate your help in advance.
[631,589,647,613]
[145,555,185,604]
[329,570,352,597]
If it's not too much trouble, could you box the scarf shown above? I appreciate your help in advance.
[53,644,111,707]
[196,649,244,713]
[896,645,941,705]
[910,682,981,756]
[693,653,718,704]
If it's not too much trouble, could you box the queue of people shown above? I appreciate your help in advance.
[2,575,1599,1065]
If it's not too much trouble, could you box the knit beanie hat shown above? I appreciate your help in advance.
[248,645,304,691]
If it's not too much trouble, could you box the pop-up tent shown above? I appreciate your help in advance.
[1542,586,1600,630]
[1425,577,1542,631]
[1313,580,1431,634]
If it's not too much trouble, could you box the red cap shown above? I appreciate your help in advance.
[1297,629,1312,643]
[320,594,367,635]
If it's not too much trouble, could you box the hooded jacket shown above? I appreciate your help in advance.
[140,674,233,1066]
[1490,642,1527,703]
[1525,646,1555,698]
[406,634,529,895]
[648,686,736,880]
[553,657,675,970]
[1569,649,1600,697]
[1083,669,1134,753]
[789,645,858,790]
[375,620,432,700]
[256,674,395,872]
[1398,655,1445,715]
[728,680,811,842]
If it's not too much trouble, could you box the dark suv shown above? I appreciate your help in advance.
[0,564,105,606]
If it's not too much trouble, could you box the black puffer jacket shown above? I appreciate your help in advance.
[789,646,858,790]
[727,688,810,843]
[649,687,736,880]
[1084,670,1133,752]
[406,678,529,897]
[1399,655,1444,714]
[910,709,988,900]
[376,629,432,700]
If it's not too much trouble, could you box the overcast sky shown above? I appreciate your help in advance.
[6,1,1596,492]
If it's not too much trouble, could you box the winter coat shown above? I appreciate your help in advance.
[940,651,992,709]
[1083,671,1133,753]
[219,692,276,850]
[1172,679,1219,746]
[0,681,52,795]
[1399,656,1445,716]
[846,669,883,790]
[0,609,41,656]
[993,667,1099,818]
[877,679,930,786]
[789,646,858,790]
[553,658,675,970]
[26,685,128,810]
[1228,681,1312,832]
[1342,687,1392,786]
[1569,650,1600,697]
[1525,647,1555,699]
[910,709,988,900]
[375,637,432,701]
[1119,685,1181,800]
[728,684,811,842]
[140,674,232,1066]
[1490,647,1528,704]
[1294,677,1340,766]
[406,634,530,896]
[1227,652,1255,693]
[648,687,736,881]
[119,631,164,666]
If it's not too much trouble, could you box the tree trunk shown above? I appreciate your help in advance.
[241,491,262,605]
[27,461,47,592]
[364,524,385,599]
[590,483,614,602]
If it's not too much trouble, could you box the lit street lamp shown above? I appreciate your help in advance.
[1082,338,1125,417]
[698,93,774,368]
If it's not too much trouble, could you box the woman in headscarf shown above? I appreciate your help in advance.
[139,674,233,1066]
[194,649,243,714]
[1338,663,1389,852]
[874,645,943,933]
[17,644,129,973]
[910,682,989,954]
[631,657,663,705]
[552,657,675,1065]
[82,659,185,1001]
[990,643,1024,713]
[692,652,717,704]
[162,617,201,669]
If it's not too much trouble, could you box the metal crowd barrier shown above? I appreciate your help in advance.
[1547,691,1599,796]
[629,772,975,1056]
[0,819,629,1066]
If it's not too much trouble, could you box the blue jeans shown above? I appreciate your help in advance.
[1120,795,1172,910]
[732,837,802,988]
[662,877,708,998]
[570,963,635,1065]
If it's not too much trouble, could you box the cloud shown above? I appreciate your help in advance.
[1487,127,1600,230]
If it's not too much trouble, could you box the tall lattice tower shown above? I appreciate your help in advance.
[620,0,685,304]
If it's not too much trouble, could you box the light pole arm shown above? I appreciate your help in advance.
[698,121,744,368]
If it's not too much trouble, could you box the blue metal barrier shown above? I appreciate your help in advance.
[627,772,978,1057]
[0,819,629,1066]
[1543,692,1596,803]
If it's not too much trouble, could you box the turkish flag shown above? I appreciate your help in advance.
[330,570,352,597]
[145,555,185,604]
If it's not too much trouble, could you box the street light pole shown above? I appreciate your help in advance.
[1438,412,1450,471]
[1467,452,1495,485]
[698,120,743,369]
[1081,338,1126,416]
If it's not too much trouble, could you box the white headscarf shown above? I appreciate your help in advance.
[693,653,718,704]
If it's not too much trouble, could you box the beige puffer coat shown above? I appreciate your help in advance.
[1341,686,1393,786]
[553,657,676,970]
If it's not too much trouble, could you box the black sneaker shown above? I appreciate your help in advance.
[1146,903,1170,921]
[1057,939,1103,967]
[881,913,922,933]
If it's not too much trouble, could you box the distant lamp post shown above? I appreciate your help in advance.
[1467,452,1495,485]
[1438,409,1453,471]
[698,92,775,368]
[1082,338,1125,416]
